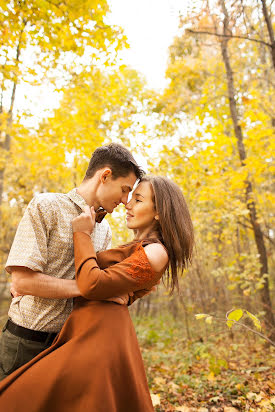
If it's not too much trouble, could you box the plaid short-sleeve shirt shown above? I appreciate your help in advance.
[5,189,112,332]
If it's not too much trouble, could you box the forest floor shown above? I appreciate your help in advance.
[1,301,274,411]
[132,314,275,412]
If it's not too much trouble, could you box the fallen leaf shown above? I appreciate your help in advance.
[209,395,220,403]
[207,371,216,381]
[154,376,166,386]
[169,381,180,391]
[150,393,160,406]
[246,392,263,402]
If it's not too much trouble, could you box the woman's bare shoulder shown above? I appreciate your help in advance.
[143,243,169,273]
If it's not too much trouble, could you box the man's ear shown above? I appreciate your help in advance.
[100,168,112,182]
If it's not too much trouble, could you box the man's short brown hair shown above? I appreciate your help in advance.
[84,143,144,180]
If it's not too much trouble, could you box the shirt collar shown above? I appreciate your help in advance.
[67,188,88,212]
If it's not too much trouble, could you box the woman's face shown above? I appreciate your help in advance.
[125,181,158,232]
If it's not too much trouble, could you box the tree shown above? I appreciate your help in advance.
[0,0,126,217]
[153,0,274,337]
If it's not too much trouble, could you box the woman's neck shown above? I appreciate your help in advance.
[135,228,159,241]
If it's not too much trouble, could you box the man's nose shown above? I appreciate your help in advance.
[121,194,129,205]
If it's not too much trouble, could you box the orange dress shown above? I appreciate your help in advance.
[0,233,163,412]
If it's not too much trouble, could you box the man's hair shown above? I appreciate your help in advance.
[84,143,144,180]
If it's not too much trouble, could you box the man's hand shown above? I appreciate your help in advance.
[72,206,96,236]
[10,284,23,298]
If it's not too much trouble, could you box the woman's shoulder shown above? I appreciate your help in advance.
[142,242,169,273]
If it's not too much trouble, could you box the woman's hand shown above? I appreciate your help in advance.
[72,206,96,236]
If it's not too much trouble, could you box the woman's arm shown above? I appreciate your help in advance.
[71,206,167,302]
[73,232,168,300]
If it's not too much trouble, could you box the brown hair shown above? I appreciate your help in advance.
[84,143,144,180]
[142,176,194,294]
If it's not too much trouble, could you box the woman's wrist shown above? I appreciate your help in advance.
[72,229,91,236]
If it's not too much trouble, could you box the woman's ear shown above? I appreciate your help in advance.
[155,215,159,221]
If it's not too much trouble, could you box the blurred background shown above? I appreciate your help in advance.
[0,0,274,410]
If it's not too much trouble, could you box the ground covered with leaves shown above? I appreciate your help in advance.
[132,314,275,412]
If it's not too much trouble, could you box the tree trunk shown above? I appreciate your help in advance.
[0,26,24,223]
[219,0,275,338]
[260,0,275,70]
[179,295,191,340]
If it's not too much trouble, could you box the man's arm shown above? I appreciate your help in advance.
[11,267,80,299]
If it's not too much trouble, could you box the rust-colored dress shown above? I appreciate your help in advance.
[0,232,163,412]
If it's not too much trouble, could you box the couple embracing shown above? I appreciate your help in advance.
[0,143,194,411]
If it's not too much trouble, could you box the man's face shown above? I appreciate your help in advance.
[97,171,137,213]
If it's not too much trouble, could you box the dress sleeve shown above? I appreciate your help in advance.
[73,232,161,300]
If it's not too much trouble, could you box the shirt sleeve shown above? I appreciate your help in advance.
[102,223,112,250]
[73,232,162,300]
[5,195,56,273]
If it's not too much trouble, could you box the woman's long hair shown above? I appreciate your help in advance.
[142,176,194,294]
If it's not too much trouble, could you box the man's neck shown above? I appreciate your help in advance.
[76,179,100,210]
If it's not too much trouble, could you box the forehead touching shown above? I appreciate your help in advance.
[132,181,153,199]
[116,172,137,192]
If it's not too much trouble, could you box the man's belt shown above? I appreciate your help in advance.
[6,319,58,345]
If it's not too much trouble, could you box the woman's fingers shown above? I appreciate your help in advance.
[72,205,96,234]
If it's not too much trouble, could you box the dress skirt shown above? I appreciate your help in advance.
[0,299,154,412]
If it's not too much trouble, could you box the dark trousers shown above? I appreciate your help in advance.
[0,322,52,382]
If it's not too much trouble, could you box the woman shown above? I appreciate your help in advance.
[0,176,194,412]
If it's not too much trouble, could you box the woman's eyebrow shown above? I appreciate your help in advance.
[135,193,144,198]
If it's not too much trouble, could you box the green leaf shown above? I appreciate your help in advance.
[195,314,208,320]
[205,316,213,324]
[245,310,261,331]
[226,320,234,329]
[226,309,243,329]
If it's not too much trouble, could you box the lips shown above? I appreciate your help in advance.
[126,213,134,219]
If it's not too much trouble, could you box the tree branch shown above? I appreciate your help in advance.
[186,29,272,48]
[237,220,275,246]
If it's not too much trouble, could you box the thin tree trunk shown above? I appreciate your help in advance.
[219,0,275,338]
[0,24,25,222]
[179,295,191,340]
[260,0,275,70]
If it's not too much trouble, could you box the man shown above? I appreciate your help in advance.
[0,143,143,381]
